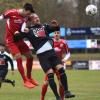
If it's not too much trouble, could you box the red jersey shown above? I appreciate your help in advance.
[53,39,69,59]
[3,9,27,42]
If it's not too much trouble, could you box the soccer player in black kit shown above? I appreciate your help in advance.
[0,43,15,88]
[14,14,75,100]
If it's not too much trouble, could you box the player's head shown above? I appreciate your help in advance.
[23,3,35,17]
[30,13,41,25]
[54,31,61,40]
[0,43,5,53]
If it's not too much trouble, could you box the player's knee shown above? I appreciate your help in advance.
[58,67,65,76]
[24,51,33,58]
[56,64,63,70]
[48,73,54,82]
[47,73,57,88]
[44,80,49,85]
[46,68,54,75]
[13,53,22,59]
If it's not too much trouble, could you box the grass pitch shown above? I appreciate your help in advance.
[0,70,100,100]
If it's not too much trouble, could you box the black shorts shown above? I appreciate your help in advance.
[37,49,62,73]
[0,68,8,80]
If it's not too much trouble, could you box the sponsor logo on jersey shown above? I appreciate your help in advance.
[0,58,6,65]
[14,19,23,24]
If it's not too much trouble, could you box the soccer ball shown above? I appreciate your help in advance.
[85,4,97,16]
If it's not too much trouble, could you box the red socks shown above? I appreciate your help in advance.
[26,57,33,79]
[41,83,48,100]
[59,85,64,100]
[16,58,26,81]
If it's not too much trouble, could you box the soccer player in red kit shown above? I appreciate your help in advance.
[0,3,39,88]
[41,31,71,100]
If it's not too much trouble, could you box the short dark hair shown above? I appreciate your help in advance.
[23,3,35,13]
[0,43,5,47]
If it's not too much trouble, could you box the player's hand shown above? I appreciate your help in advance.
[51,20,59,27]
[62,59,66,64]
[24,28,29,33]
[14,31,20,35]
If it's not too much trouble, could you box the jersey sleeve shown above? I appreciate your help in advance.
[21,22,27,32]
[3,9,18,18]
[5,55,14,71]
[13,32,27,42]
[63,40,70,54]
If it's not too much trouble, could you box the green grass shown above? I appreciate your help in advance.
[0,70,100,100]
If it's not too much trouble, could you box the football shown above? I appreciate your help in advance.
[85,4,97,16]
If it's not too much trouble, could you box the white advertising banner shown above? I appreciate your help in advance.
[89,60,100,70]
[87,39,97,48]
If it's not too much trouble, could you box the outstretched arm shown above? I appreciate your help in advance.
[45,20,60,34]
[0,9,18,20]
[13,31,27,42]
[62,41,71,62]
[0,14,4,20]
[6,55,14,71]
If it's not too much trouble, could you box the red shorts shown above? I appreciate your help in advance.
[44,70,60,81]
[6,39,30,56]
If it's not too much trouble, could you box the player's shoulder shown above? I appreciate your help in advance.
[6,9,18,12]
[60,39,66,44]
[4,9,19,15]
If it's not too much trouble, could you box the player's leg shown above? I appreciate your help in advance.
[37,53,61,100]
[6,41,26,80]
[26,54,39,86]
[47,69,61,100]
[0,70,3,88]
[6,40,34,88]
[20,41,39,86]
[0,81,1,88]
[3,79,15,87]
[56,64,75,98]
[55,71,64,100]
[41,75,49,100]
[50,51,75,98]
[0,77,2,88]
[0,69,15,87]
[59,84,64,100]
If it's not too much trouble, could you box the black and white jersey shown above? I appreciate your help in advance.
[0,53,14,70]
[14,24,59,52]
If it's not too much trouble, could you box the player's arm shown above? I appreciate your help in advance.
[6,55,14,71]
[0,14,4,20]
[13,22,29,42]
[13,23,32,42]
[0,9,18,20]
[62,41,71,62]
[45,20,60,34]
[21,22,29,33]
[13,31,27,42]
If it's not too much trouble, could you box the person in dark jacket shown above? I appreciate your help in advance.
[0,43,15,88]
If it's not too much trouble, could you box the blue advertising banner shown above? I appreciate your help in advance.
[49,27,100,37]
[67,40,87,48]
[66,27,92,36]
[90,27,100,35]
